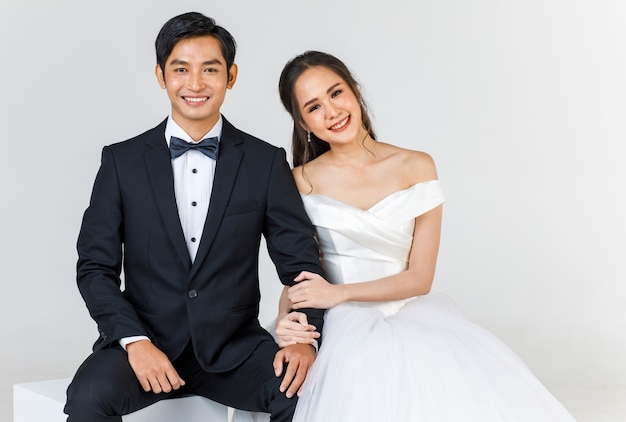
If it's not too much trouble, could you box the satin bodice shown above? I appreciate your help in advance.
[301,180,445,316]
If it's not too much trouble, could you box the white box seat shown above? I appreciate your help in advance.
[13,378,228,421]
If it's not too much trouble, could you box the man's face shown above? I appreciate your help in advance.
[156,35,237,135]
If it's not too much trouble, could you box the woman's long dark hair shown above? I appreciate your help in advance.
[278,51,376,167]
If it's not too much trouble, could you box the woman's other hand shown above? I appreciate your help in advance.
[275,311,320,348]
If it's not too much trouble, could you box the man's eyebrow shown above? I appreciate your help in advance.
[168,58,224,66]
[302,83,341,109]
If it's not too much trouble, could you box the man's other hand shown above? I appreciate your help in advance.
[273,343,316,398]
[126,339,186,394]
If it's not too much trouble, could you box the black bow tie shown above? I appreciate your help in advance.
[169,136,219,159]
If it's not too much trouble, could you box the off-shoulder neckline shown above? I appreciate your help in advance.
[300,180,440,212]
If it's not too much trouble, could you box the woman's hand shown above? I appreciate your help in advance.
[275,311,320,348]
[289,271,345,310]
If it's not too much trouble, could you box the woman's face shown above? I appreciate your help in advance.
[294,66,365,146]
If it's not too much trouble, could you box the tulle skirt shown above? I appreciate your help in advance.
[233,293,575,421]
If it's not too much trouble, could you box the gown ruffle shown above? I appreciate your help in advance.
[233,180,575,421]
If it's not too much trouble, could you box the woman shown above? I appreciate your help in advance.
[235,51,575,421]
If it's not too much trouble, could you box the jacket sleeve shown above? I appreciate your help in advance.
[263,147,326,340]
[76,146,148,350]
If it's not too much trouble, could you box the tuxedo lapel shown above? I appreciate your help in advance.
[191,118,243,278]
[143,125,192,270]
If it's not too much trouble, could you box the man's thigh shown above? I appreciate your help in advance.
[185,340,297,419]
[64,346,169,421]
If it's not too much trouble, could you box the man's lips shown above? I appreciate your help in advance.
[183,96,208,103]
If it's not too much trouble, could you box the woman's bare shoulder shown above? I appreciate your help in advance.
[378,143,438,183]
[292,163,319,193]
[291,153,330,193]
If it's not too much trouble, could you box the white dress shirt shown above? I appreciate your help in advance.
[165,116,221,262]
[120,115,222,350]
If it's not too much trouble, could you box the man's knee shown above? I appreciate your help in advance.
[65,374,122,418]
[267,386,298,422]
[257,351,298,421]
[64,348,139,420]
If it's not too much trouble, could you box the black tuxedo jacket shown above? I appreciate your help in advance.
[76,117,325,372]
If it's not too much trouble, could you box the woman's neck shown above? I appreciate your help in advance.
[325,133,377,166]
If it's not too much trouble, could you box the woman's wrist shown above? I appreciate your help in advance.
[336,284,350,305]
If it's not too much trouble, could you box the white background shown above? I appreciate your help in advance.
[1,0,625,420]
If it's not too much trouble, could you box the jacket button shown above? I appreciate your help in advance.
[188,289,198,299]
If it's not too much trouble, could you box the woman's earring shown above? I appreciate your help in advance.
[307,131,311,143]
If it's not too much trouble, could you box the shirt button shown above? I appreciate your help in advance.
[191,201,197,206]
[192,168,198,173]
[188,289,198,299]
[191,237,197,243]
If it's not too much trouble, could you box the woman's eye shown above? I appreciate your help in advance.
[308,104,320,113]
[331,89,342,98]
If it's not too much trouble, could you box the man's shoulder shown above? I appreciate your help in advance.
[222,117,280,153]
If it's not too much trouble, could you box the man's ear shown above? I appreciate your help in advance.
[227,64,238,89]
[155,64,166,89]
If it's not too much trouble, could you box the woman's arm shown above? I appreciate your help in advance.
[288,204,442,309]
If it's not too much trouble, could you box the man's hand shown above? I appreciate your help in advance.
[273,343,316,398]
[126,339,185,394]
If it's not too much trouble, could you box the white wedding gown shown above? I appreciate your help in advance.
[234,180,575,421]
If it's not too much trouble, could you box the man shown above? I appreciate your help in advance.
[64,12,324,422]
